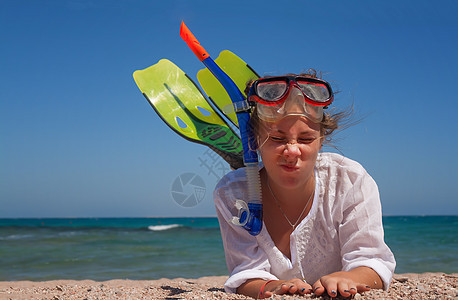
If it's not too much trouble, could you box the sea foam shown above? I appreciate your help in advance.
[147,224,182,231]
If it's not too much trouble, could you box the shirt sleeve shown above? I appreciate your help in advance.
[338,170,396,290]
[214,178,277,293]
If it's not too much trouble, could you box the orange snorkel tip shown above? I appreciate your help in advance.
[180,21,209,61]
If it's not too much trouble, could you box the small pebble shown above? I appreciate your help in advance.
[416,284,426,292]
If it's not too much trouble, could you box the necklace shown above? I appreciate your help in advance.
[266,178,314,230]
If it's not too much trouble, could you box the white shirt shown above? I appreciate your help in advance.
[213,153,396,293]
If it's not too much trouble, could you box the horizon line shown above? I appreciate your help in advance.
[0,214,457,219]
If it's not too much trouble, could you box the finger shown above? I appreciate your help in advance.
[292,279,313,295]
[300,282,314,295]
[279,283,297,295]
[262,291,273,298]
[287,284,298,294]
[323,282,338,298]
[356,283,371,293]
[312,280,326,296]
[337,282,352,298]
[276,281,308,295]
[316,277,338,298]
[348,286,358,295]
[271,282,289,295]
[328,288,338,298]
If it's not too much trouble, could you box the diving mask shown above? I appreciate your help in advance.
[248,76,334,122]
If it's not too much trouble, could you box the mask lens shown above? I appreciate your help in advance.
[297,81,330,102]
[257,81,287,102]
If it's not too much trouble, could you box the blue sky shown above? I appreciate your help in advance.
[1,0,457,218]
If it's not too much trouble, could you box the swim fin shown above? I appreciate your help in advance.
[197,50,260,127]
[133,59,244,169]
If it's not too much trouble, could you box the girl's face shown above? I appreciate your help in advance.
[258,116,322,190]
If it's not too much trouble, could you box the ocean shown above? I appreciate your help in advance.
[0,216,456,281]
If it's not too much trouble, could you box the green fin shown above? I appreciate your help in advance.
[197,50,260,127]
[133,59,244,169]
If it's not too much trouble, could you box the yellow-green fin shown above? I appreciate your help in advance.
[133,59,243,169]
[197,50,260,127]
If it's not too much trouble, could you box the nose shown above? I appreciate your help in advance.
[283,141,301,158]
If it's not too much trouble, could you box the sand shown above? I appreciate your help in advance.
[0,273,456,299]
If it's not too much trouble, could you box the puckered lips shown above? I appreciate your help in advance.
[279,163,299,172]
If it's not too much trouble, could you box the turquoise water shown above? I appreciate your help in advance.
[0,216,456,281]
[383,216,457,274]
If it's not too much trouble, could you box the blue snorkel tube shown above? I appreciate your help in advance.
[180,22,262,236]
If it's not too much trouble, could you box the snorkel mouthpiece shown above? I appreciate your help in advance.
[231,162,263,235]
[180,21,262,236]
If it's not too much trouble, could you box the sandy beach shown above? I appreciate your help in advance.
[0,273,456,299]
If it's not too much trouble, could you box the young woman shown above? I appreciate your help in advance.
[213,73,396,298]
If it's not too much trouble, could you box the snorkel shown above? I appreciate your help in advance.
[180,21,262,236]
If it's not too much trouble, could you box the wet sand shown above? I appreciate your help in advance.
[0,273,456,299]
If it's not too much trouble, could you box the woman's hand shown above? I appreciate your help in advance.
[260,278,313,299]
[237,278,314,299]
[312,267,382,298]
